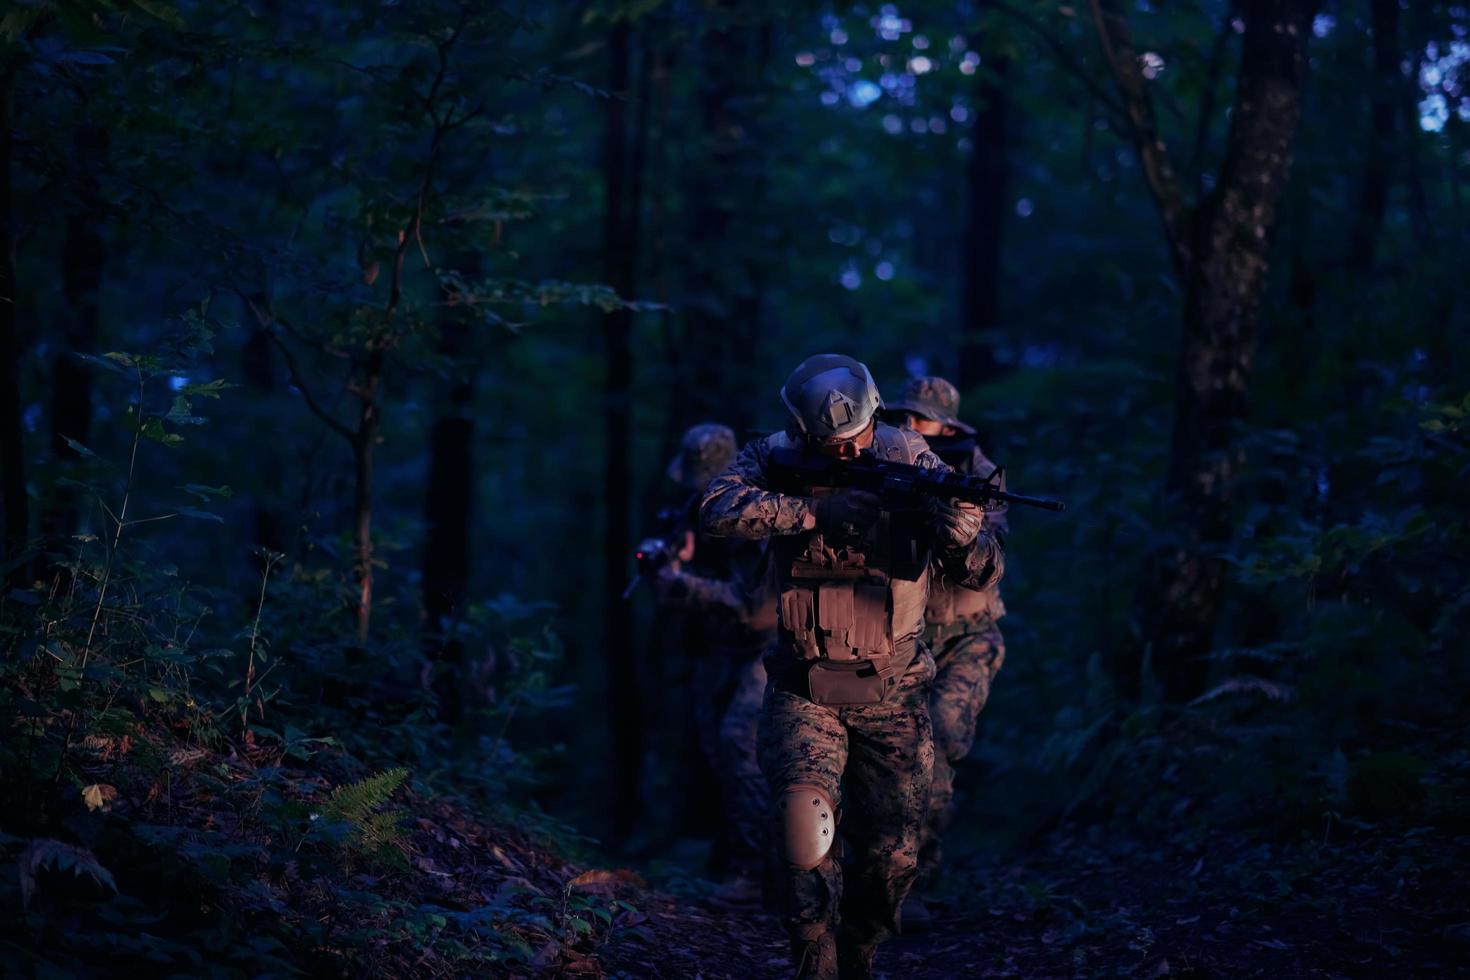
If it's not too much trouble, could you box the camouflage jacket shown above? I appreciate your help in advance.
[654,534,778,635]
[922,436,1008,628]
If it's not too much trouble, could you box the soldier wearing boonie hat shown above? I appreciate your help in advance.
[652,423,775,891]
[881,376,1008,926]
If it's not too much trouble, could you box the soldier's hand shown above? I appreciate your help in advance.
[675,530,696,562]
[812,490,881,535]
[654,561,688,601]
[928,497,983,546]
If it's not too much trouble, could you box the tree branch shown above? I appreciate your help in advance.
[241,293,354,442]
[1186,5,1238,203]
[1088,0,1192,275]
[991,0,1127,129]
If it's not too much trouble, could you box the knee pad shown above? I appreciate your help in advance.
[777,784,836,870]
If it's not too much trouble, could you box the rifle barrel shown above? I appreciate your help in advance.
[988,489,1066,512]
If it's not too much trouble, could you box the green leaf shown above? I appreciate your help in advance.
[166,395,206,425]
[178,507,223,523]
[74,353,132,377]
[141,418,184,446]
[57,50,116,65]
[182,484,233,501]
[128,0,187,29]
[60,436,98,459]
[180,379,233,398]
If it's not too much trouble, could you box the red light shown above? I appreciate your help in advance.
[635,552,644,559]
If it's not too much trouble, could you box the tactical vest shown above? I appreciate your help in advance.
[924,440,1005,631]
[766,425,931,698]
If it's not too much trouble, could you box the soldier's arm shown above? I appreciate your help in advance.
[700,437,816,539]
[654,564,746,612]
[914,439,1005,592]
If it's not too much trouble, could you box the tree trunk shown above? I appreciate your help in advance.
[681,7,769,433]
[1092,0,1319,700]
[241,317,287,560]
[958,45,1010,389]
[0,58,27,587]
[1348,0,1399,273]
[421,254,480,724]
[1144,0,1318,701]
[352,350,382,646]
[43,125,108,563]
[603,20,640,844]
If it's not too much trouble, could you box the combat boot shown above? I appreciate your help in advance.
[836,932,877,980]
[789,924,838,980]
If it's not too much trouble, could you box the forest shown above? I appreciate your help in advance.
[1,0,1467,976]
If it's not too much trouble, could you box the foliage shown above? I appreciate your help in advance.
[1,0,1468,973]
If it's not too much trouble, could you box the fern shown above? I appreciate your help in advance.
[319,768,409,861]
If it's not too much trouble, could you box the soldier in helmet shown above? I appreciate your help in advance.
[882,376,1009,919]
[651,423,776,888]
[700,355,1005,979]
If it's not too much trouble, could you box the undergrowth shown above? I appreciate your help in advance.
[0,322,630,975]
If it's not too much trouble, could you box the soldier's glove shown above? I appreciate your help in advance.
[811,490,881,536]
[928,497,983,547]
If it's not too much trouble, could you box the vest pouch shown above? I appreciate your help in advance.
[780,586,821,659]
[805,658,891,706]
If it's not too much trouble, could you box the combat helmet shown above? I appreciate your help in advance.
[666,423,738,489]
[780,354,883,441]
[884,375,975,435]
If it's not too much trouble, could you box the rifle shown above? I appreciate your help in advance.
[622,495,697,599]
[766,447,1065,513]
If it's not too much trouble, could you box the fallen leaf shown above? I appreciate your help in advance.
[81,784,118,812]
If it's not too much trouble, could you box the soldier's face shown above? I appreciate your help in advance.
[814,419,875,461]
[897,413,952,438]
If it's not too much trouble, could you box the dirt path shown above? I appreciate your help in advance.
[603,823,1470,979]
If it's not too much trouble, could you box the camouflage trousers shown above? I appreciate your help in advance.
[917,623,1005,883]
[716,655,769,875]
[758,648,936,948]
[692,651,769,877]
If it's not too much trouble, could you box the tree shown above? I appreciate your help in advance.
[421,252,481,722]
[678,4,773,433]
[602,15,644,843]
[958,15,1011,389]
[0,53,24,587]
[1090,0,1321,700]
[41,124,108,564]
[1348,0,1400,274]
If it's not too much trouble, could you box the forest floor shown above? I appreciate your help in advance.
[6,704,1468,978]
[6,723,1469,978]
[611,814,1470,980]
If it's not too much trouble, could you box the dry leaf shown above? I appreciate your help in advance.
[81,783,118,812]
[566,868,645,894]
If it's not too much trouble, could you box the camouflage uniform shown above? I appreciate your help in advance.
[884,377,1009,884]
[701,414,1004,970]
[654,424,776,878]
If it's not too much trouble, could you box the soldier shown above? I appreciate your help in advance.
[700,355,1004,979]
[882,377,1009,920]
[651,424,775,888]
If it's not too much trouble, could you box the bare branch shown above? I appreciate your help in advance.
[1088,0,1193,275]
[241,293,354,442]
[990,0,1127,128]
[1186,5,1238,202]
